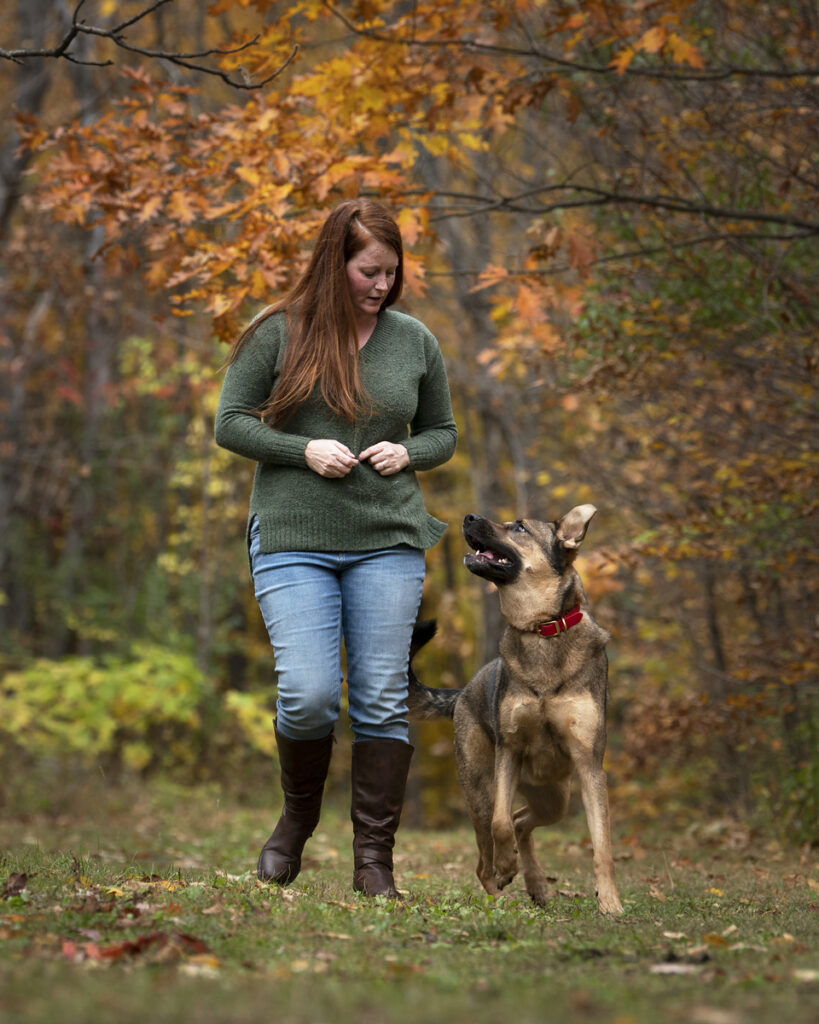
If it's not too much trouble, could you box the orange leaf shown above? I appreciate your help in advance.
[610,47,636,75]
[667,33,705,69]
[397,207,425,247]
[565,91,582,124]
[471,264,509,293]
[138,195,163,222]
[169,191,196,224]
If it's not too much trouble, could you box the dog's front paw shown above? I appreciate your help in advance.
[526,882,550,908]
[493,849,519,891]
[596,889,624,916]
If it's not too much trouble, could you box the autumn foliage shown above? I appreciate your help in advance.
[1,0,816,838]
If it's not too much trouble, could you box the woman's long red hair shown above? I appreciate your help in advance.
[227,199,404,425]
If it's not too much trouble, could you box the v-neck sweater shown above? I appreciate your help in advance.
[214,309,458,553]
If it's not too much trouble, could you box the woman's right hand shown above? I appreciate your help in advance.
[304,439,359,478]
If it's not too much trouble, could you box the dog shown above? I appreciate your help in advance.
[408,505,623,915]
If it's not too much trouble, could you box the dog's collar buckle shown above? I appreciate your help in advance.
[529,604,583,638]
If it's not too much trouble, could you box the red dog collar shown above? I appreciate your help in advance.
[528,604,583,638]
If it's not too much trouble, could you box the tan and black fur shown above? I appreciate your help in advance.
[409,505,623,915]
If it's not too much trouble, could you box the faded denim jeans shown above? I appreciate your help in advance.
[249,517,425,743]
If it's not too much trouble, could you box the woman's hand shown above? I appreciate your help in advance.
[305,439,359,478]
[359,442,410,476]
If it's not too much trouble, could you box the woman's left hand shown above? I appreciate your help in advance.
[359,442,410,476]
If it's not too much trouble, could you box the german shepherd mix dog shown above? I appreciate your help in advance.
[408,505,624,915]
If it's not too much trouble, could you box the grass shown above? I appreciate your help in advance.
[1,780,817,1024]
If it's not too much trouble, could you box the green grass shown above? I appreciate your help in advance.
[1,781,817,1024]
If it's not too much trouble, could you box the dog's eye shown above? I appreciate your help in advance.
[512,520,527,533]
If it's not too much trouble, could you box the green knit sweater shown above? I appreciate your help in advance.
[214,309,458,553]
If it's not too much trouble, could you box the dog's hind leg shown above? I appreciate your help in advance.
[515,781,571,907]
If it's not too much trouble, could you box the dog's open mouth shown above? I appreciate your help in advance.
[472,547,512,566]
[462,519,520,584]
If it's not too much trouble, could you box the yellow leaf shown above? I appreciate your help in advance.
[187,954,221,969]
[235,166,261,187]
[207,294,234,318]
[421,134,450,157]
[457,132,487,152]
[637,26,667,54]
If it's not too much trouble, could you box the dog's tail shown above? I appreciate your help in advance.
[408,619,460,721]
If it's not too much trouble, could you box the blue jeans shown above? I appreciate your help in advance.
[249,518,425,743]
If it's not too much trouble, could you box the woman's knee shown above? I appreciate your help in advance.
[275,695,339,741]
[274,674,341,740]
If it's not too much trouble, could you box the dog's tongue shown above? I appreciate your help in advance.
[477,549,498,561]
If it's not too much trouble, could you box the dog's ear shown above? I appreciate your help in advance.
[556,504,597,551]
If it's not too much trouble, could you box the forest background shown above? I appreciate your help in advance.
[0,0,816,844]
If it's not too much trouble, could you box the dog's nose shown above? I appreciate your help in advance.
[463,513,479,525]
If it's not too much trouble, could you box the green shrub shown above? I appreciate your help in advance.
[0,646,211,773]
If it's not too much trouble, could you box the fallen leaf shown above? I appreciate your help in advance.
[684,945,712,962]
[94,931,211,963]
[651,963,702,975]
[185,953,221,970]
[689,1007,744,1024]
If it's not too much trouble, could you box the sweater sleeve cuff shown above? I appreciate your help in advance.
[403,424,458,471]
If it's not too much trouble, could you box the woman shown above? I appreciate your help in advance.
[214,199,457,899]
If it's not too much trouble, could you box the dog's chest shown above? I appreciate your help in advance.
[498,686,602,784]
[498,693,572,778]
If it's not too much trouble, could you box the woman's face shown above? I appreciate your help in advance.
[346,238,399,321]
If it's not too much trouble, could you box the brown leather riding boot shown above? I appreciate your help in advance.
[351,738,414,899]
[257,725,334,885]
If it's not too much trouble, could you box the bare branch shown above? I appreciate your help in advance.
[424,230,817,280]
[0,0,295,89]
[323,2,819,82]
[417,185,819,234]
[109,0,174,35]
